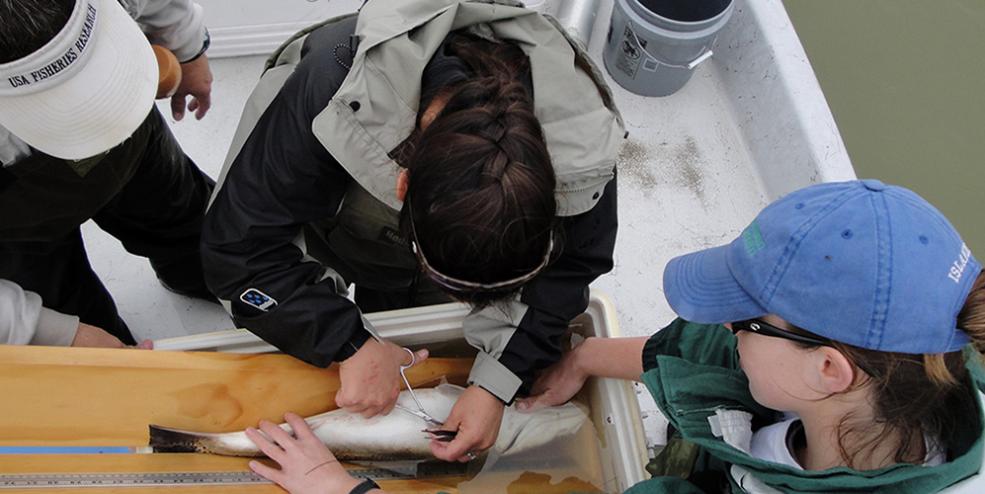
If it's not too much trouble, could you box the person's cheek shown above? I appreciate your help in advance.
[736,335,771,407]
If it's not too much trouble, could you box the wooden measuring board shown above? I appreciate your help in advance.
[0,345,470,445]
[0,345,472,492]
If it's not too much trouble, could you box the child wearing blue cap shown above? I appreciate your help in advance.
[519,179,985,493]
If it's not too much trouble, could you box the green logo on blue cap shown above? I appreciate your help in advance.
[742,221,766,256]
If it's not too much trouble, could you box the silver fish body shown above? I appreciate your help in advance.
[149,384,587,462]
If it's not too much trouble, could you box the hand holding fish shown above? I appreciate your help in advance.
[429,385,504,462]
[517,336,647,412]
[516,343,590,413]
[336,339,428,418]
[245,413,379,494]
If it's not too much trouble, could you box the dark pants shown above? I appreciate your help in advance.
[0,109,215,344]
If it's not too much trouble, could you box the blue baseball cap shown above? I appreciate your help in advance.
[663,179,981,353]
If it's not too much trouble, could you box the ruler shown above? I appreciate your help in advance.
[0,468,415,489]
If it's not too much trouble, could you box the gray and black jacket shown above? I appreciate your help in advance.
[201,0,624,403]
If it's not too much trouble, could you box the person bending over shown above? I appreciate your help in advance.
[202,0,622,462]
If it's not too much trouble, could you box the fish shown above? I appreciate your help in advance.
[149,384,587,462]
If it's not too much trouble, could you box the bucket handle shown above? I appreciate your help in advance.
[626,28,714,70]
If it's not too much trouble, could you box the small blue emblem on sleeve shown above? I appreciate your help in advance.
[240,288,277,312]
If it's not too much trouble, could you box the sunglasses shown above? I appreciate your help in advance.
[731,319,882,378]
[730,319,831,347]
[406,199,554,293]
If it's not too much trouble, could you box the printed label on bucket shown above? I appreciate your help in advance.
[615,26,643,79]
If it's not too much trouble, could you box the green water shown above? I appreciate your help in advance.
[783,0,985,254]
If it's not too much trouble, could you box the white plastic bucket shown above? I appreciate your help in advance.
[603,0,734,97]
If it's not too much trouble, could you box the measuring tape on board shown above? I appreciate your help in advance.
[0,468,416,489]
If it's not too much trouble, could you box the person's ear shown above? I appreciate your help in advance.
[816,347,856,394]
[396,169,409,202]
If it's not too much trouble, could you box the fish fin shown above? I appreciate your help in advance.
[148,424,206,453]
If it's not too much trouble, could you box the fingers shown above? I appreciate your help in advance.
[248,460,284,485]
[410,348,429,366]
[430,434,473,462]
[283,413,318,444]
[192,93,211,120]
[259,420,299,454]
[360,401,386,419]
[136,340,154,350]
[515,397,537,413]
[516,392,554,413]
[380,395,397,416]
[245,427,286,463]
[428,416,472,462]
[170,94,186,121]
[333,388,349,408]
[334,388,368,415]
[335,387,398,418]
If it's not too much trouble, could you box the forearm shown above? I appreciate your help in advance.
[0,279,76,346]
[573,336,648,381]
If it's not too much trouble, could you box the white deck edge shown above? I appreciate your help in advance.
[207,22,324,59]
[713,0,856,198]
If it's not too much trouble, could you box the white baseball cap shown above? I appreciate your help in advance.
[0,0,156,160]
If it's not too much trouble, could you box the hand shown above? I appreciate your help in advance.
[429,385,505,462]
[171,54,213,120]
[516,343,589,413]
[336,340,428,418]
[71,323,124,348]
[71,323,155,349]
[246,413,365,494]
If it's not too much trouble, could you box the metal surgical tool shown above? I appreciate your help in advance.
[396,347,457,442]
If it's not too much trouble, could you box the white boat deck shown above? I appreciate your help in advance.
[80,0,855,449]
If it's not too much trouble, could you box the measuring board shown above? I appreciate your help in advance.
[0,468,416,489]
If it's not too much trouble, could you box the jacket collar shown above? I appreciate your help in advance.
[643,348,985,493]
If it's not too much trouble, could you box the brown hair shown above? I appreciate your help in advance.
[397,33,557,306]
[0,0,74,63]
[794,271,985,468]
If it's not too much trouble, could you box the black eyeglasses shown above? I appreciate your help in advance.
[732,319,882,378]
[730,319,831,347]
[406,199,554,294]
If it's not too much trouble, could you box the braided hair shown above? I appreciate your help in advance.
[399,33,557,306]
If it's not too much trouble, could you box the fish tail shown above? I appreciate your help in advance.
[148,425,218,454]
[149,424,260,457]
[149,425,204,453]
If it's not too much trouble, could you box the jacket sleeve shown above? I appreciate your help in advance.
[123,0,209,62]
[200,44,372,368]
[641,319,740,373]
[463,177,619,403]
[0,279,78,346]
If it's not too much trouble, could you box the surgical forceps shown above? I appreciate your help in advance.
[396,347,457,442]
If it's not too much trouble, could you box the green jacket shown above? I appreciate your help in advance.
[629,319,985,494]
